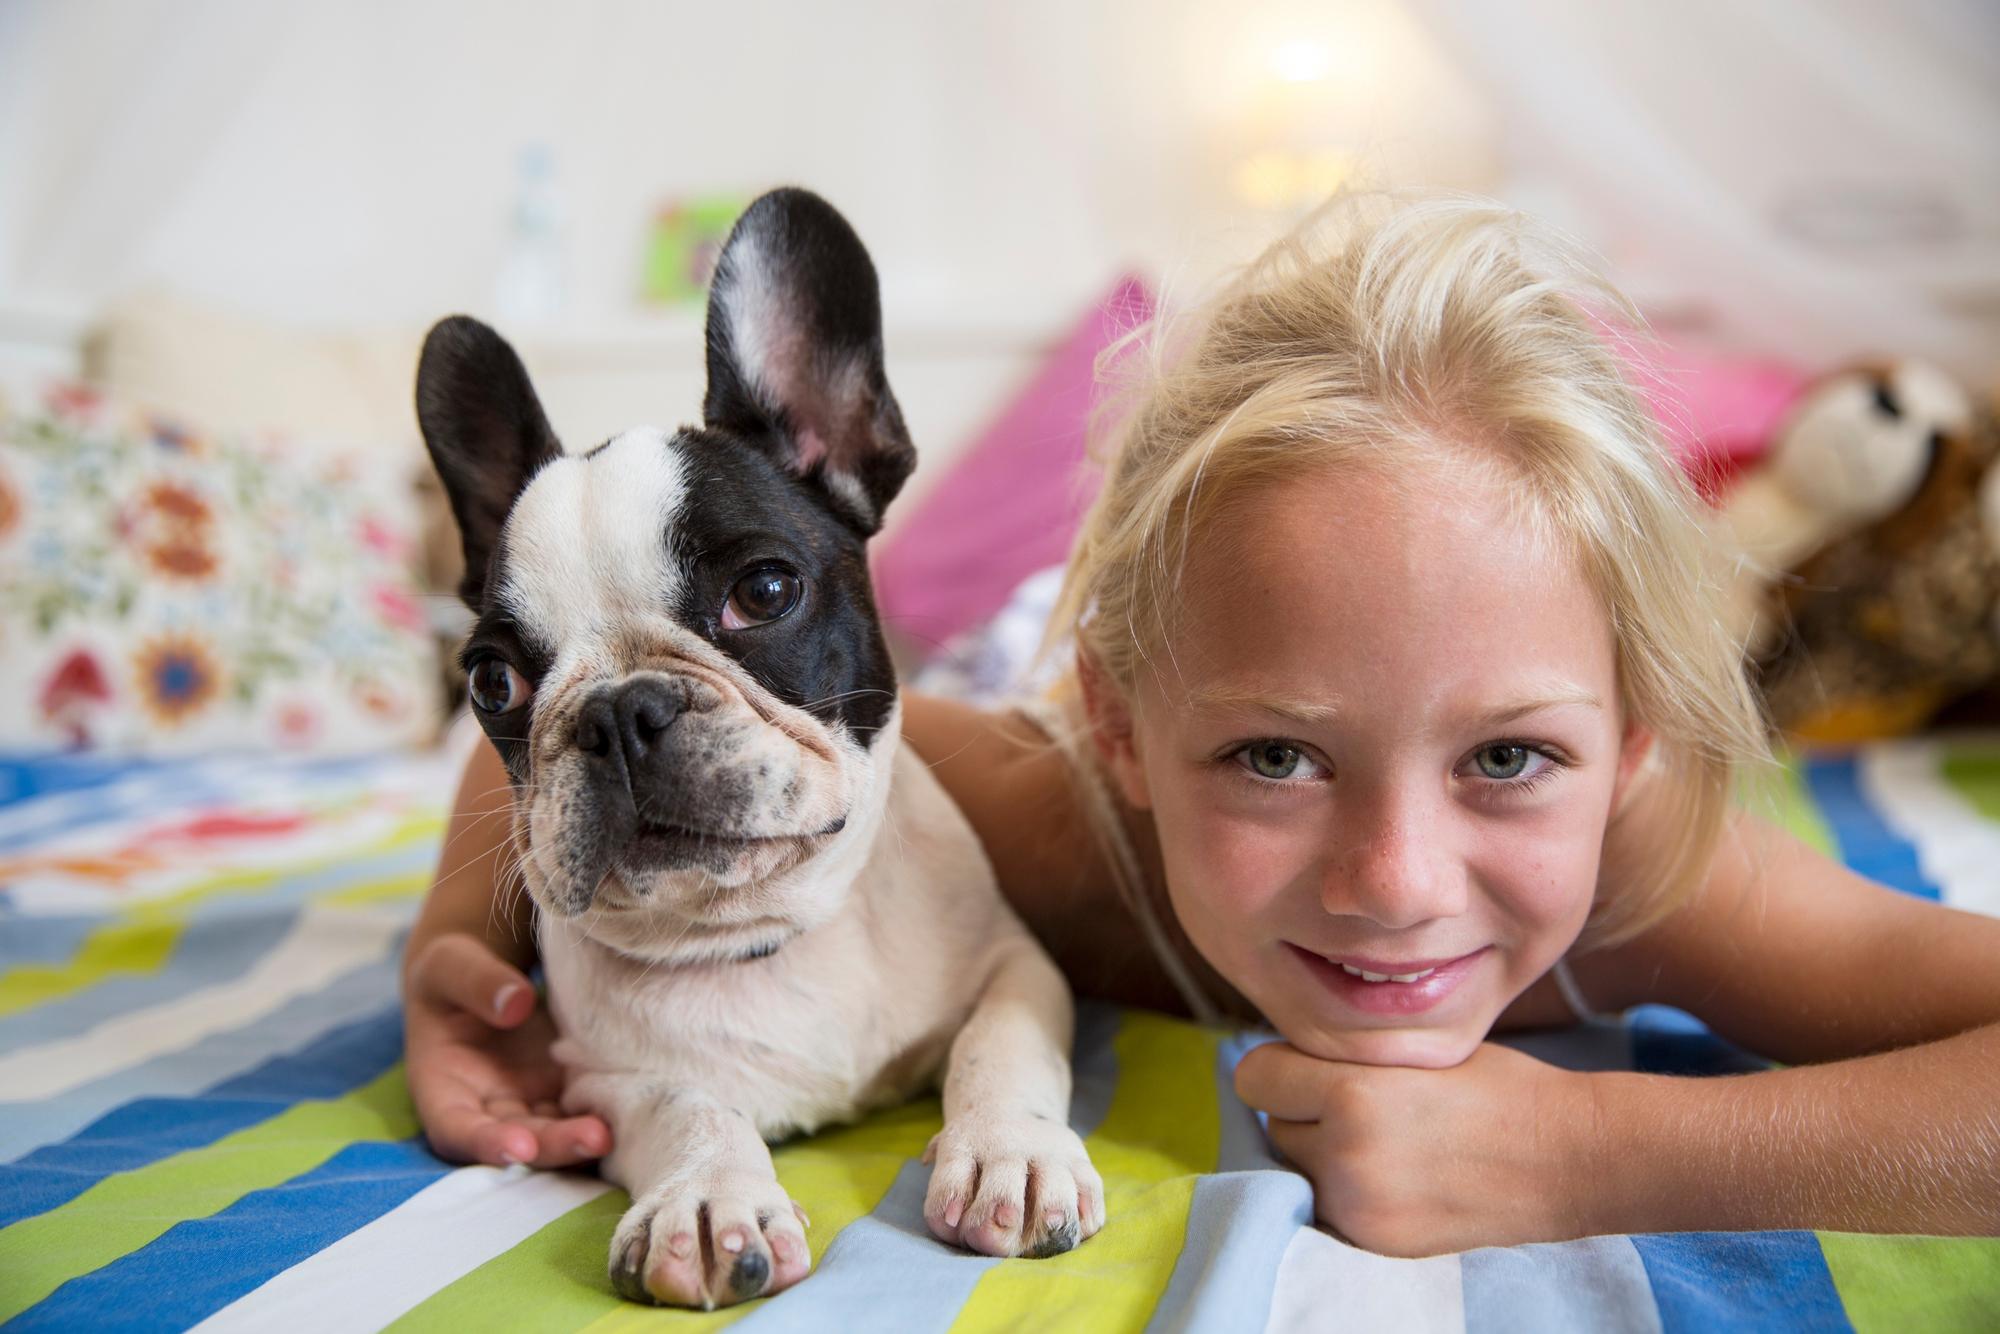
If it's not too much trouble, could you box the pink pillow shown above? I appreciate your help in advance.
[1624,340,1809,500]
[874,277,1153,657]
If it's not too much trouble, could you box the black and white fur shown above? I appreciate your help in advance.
[417,189,1102,1309]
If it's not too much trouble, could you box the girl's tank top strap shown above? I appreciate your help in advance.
[1550,955,1601,1023]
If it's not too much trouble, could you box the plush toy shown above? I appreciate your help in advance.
[1724,361,2000,742]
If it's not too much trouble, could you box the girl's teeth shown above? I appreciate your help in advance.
[1337,963,1437,984]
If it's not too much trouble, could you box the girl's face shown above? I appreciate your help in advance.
[1093,460,1650,1068]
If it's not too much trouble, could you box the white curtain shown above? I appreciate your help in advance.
[1410,0,2000,380]
[0,1,297,307]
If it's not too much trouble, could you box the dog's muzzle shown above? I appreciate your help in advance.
[562,674,839,885]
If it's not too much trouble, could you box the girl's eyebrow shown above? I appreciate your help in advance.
[1183,684,1602,730]
[1184,685,1342,725]
[1468,687,1603,729]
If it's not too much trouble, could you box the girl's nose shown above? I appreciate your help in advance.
[1320,787,1467,929]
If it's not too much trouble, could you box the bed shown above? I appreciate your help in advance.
[2,732,1997,1333]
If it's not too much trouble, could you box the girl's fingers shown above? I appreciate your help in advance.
[408,933,535,1027]
[425,1100,609,1168]
[508,1113,613,1166]
[1260,1115,1315,1170]
[1232,1043,1330,1121]
[462,1115,543,1167]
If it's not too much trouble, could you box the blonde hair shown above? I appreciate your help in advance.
[1051,195,1770,949]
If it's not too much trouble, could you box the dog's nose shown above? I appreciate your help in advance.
[575,678,686,776]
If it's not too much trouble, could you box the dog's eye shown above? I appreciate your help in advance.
[722,567,804,630]
[468,659,531,715]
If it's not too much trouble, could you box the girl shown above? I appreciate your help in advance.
[402,197,2000,1254]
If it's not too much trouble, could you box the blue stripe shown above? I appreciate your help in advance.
[0,752,167,808]
[1148,1173,1312,1334]
[1627,1006,1770,1077]
[0,948,402,1163]
[0,839,430,1057]
[1629,1231,1852,1333]
[1498,1019,1635,1073]
[740,1159,994,1334]
[0,913,98,972]
[0,751,402,851]
[1802,755,1941,900]
[1145,1032,1310,1334]
[1462,1235,1663,1334]
[4,1137,451,1334]
[740,1002,1126,1334]
[0,1007,402,1228]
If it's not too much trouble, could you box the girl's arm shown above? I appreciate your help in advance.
[404,737,534,980]
[402,738,609,1167]
[1239,803,2000,1253]
[901,693,1194,1013]
[1568,808,2000,1235]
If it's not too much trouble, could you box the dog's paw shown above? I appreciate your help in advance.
[607,1178,811,1308]
[921,1114,1106,1258]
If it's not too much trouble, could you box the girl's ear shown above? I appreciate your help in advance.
[1076,649,1153,811]
[1610,719,1657,819]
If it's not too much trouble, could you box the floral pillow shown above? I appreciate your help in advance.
[0,384,442,754]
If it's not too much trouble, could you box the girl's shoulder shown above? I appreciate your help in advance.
[1574,804,2000,1062]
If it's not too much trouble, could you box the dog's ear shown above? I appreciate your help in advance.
[415,315,563,608]
[703,188,915,535]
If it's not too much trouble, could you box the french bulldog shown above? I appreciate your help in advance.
[415,188,1103,1310]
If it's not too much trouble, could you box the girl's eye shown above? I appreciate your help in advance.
[468,659,530,715]
[1235,741,1325,782]
[722,567,804,630]
[1466,743,1556,785]
[1474,744,1531,779]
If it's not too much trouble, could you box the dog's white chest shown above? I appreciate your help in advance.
[543,746,1014,1138]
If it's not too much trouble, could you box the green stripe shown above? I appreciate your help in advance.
[0,812,441,1018]
[395,1097,944,1330]
[1938,744,2000,823]
[386,1191,631,1333]
[1737,751,1836,857]
[0,1066,416,1322]
[320,870,433,909]
[951,1012,1220,1334]
[1820,1232,2000,1333]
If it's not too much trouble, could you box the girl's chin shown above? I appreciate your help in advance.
[1283,1015,1488,1069]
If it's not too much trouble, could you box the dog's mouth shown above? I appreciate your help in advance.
[618,815,848,871]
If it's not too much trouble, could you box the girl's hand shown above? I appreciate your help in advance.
[402,932,612,1168]
[1234,1041,1597,1256]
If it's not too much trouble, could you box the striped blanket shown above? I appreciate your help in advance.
[1,739,1997,1332]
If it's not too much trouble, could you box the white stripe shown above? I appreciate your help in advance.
[1264,1227,1465,1333]
[190,1167,613,1334]
[0,904,405,1102]
[1858,741,2000,917]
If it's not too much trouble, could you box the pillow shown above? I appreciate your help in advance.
[83,289,423,460]
[872,276,1153,657]
[0,384,442,754]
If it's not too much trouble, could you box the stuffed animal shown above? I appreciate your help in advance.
[1727,362,2000,742]
[1717,359,1974,655]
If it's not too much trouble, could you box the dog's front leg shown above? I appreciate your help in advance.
[923,938,1107,1258]
[565,1073,809,1309]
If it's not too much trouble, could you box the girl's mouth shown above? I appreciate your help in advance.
[1284,944,1490,1016]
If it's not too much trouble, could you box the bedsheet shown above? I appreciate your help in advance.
[1,740,1997,1332]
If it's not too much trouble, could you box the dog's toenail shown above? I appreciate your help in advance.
[729,1249,770,1297]
[1025,1216,1081,1259]
[943,1199,964,1228]
[668,1232,694,1258]
[721,1229,746,1254]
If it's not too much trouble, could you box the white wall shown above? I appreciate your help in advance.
[0,0,1497,330]
[2,0,1993,397]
